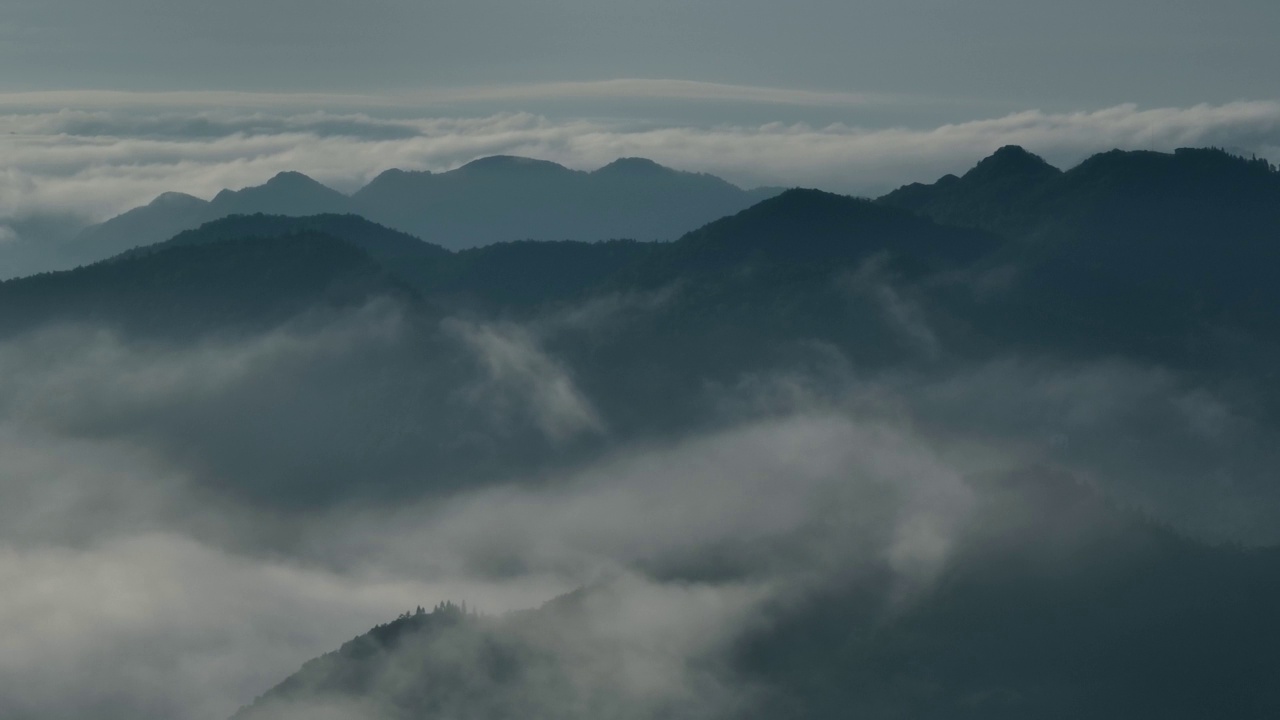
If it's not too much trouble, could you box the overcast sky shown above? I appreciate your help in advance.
[4,0,1279,112]
[2,2,1279,228]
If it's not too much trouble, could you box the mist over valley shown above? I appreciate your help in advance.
[5,2,1280,716]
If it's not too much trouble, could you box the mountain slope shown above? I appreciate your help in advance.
[0,230,409,339]
[127,213,452,273]
[8,188,1008,431]
[0,191,1009,506]
[69,172,354,265]
[881,145,1062,238]
[881,146,1280,370]
[650,188,1001,276]
[736,468,1280,719]
[9,152,1279,509]
[880,145,1280,251]
[233,470,1280,720]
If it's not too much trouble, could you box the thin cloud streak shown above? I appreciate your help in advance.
[0,80,913,112]
[427,79,909,107]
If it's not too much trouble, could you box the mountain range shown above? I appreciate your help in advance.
[5,146,1278,503]
[58,156,779,268]
[3,146,1278,719]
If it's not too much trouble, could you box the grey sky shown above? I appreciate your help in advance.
[4,0,1278,114]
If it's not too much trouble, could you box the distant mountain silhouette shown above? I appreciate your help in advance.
[66,172,355,266]
[66,188,996,341]
[211,171,354,218]
[67,157,781,265]
[57,191,215,267]
[350,155,779,249]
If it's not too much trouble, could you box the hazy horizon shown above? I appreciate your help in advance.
[4,97,1280,227]
[7,0,1278,228]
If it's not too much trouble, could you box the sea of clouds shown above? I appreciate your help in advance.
[2,91,1279,719]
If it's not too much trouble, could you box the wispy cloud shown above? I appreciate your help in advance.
[450,321,606,444]
[0,80,908,113]
[422,79,907,107]
[0,313,971,719]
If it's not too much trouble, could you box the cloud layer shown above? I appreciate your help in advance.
[0,311,974,719]
[2,286,1276,719]
[2,97,1279,232]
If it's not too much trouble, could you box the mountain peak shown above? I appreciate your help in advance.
[211,172,346,201]
[746,187,874,217]
[456,155,572,174]
[263,170,326,188]
[208,172,350,218]
[676,187,1000,275]
[964,145,1061,183]
[146,191,207,209]
[371,167,428,181]
[594,157,672,175]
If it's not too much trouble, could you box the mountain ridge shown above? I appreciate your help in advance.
[6,146,1280,719]
[879,145,1280,370]
[68,156,783,265]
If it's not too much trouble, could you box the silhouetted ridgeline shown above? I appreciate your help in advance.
[3,146,1279,719]
[3,148,1279,499]
[63,155,782,266]
[0,231,412,339]
[881,146,1280,366]
[350,155,780,249]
